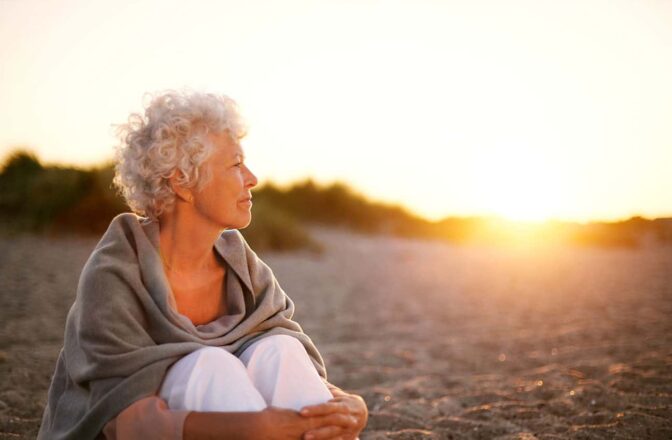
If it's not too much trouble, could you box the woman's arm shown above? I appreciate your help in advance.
[182,411,261,440]
[104,395,359,440]
[103,397,190,440]
[184,407,360,440]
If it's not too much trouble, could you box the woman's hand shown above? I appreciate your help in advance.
[299,392,368,440]
[257,406,360,440]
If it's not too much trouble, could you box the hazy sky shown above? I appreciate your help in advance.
[1,0,671,222]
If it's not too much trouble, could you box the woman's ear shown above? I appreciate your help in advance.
[168,171,194,204]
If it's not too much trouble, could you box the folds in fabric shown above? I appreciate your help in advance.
[38,213,326,440]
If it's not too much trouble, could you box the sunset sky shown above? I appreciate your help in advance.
[1,0,671,223]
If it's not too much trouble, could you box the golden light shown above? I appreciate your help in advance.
[475,148,568,222]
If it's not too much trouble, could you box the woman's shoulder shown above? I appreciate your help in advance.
[65,214,158,333]
[95,212,155,252]
[79,213,156,283]
[104,212,152,240]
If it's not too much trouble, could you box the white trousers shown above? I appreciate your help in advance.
[159,334,333,412]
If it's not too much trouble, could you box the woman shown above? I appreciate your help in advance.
[38,91,368,440]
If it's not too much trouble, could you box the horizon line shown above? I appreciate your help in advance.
[2,148,671,226]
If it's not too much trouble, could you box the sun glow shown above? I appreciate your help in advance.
[475,148,569,222]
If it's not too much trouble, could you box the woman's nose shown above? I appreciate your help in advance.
[245,166,258,188]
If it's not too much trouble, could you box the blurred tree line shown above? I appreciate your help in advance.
[1,150,671,251]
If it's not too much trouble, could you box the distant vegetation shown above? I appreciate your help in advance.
[2,149,671,251]
[0,150,314,252]
[0,151,125,234]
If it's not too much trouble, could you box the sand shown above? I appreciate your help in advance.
[1,226,671,439]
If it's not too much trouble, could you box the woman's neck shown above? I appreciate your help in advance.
[158,203,223,274]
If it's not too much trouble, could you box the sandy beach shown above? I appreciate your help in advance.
[1,226,671,439]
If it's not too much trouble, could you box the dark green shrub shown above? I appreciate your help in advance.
[0,151,91,232]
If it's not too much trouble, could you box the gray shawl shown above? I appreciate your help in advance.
[38,213,326,440]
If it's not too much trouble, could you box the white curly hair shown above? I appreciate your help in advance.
[113,90,247,219]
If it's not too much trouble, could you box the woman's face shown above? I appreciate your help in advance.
[190,131,258,230]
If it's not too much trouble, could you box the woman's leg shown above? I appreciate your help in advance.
[238,334,333,411]
[159,346,267,412]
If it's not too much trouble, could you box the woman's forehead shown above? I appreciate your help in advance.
[208,132,245,160]
[211,148,244,166]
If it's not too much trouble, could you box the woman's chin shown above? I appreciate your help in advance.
[231,213,252,230]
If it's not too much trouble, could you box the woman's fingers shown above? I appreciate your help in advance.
[303,412,359,434]
[303,425,344,440]
[301,401,350,417]
[321,413,358,429]
[301,392,368,440]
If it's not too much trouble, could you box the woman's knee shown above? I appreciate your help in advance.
[163,347,247,390]
[241,335,331,410]
[191,346,241,364]
[161,346,265,411]
[251,334,306,356]
[189,347,249,379]
[189,348,264,410]
[240,334,313,370]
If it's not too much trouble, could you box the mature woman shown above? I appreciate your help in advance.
[38,91,368,440]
